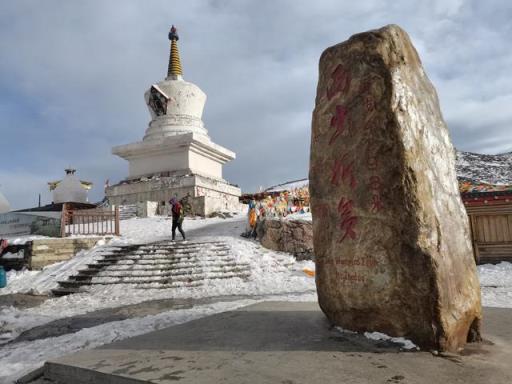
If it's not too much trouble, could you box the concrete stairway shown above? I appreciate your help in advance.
[51,240,250,296]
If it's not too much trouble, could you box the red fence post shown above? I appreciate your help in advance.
[115,206,120,236]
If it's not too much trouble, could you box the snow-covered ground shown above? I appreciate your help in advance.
[284,211,312,221]
[0,214,316,381]
[478,262,512,308]
[0,213,511,382]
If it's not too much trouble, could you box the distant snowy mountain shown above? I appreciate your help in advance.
[456,150,512,185]
[265,179,309,192]
[262,150,512,194]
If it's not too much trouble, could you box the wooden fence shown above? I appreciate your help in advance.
[465,203,512,264]
[61,203,120,237]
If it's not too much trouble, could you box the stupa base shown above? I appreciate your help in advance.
[106,173,241,216]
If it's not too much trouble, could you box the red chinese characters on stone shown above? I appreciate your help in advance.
[337,197,358,243]
[371,194,384,213]
[367,147,378,171]
[326,64,351,101]
[364,117,378,134]
[365,95,375,112]
[331,154,357,189]
[368,175,384,213]
[329,105,348,145]
[368,175,382,191]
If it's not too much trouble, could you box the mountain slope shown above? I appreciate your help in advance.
[456,150,512,185]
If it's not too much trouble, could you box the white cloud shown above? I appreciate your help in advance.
[0,0,511,209]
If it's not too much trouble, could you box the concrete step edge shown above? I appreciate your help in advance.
[44,361,149,384]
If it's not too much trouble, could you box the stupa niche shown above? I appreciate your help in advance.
[106,26,241,215]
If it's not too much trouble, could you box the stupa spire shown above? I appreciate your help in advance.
[167,25,183,78]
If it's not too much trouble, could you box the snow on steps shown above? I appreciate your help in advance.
[51,240,250,296]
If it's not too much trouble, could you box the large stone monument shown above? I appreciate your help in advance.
[106,26,241,215]
[309,25,482,352]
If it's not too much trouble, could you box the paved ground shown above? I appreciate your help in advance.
[8,295,263,345]
[31,301,512,384]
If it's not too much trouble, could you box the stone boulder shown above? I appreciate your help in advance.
[258,219,314,260]
[309,24,481,352]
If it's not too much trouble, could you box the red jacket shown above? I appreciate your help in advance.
[171,202,183,220]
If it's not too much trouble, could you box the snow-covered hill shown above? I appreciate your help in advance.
[456,150,512,185]
[261,150,512,194]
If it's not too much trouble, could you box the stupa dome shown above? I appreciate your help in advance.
[143,78,207,140]
[52,169,89,204]
[143,26,208,141]
[0,191,10,213]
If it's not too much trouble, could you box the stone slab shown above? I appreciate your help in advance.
[309,24,481,351]
[43,302,512,384]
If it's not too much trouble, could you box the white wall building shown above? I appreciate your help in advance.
[106,26,241,215]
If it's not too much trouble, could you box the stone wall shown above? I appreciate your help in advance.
[106,173,241,217]
[27,238,104,270]
[136,201,159,218]
[258,219,314,260]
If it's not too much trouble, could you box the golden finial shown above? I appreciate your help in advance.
[167,25,183,77]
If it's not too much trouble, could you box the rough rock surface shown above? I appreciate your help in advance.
[309,24,482,352]
[258,219,314,260]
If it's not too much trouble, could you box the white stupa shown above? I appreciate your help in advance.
[0,191,10,213]
[106,26,241,215]
[49,169,92,204]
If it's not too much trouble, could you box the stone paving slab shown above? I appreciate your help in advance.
[42,302,512,384]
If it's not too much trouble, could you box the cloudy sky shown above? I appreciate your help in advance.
[1,0,511,209]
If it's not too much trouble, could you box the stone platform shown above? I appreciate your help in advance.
[106,172,241,217]
[35,302,512,383]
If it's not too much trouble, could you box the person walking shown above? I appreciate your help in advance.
[247,199,258,238]
[169,197,186,241]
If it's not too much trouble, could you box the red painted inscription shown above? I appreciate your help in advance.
[330,154,357,189]
[337,197,358,243]
[329,105,348,145]
[327,64,351,100]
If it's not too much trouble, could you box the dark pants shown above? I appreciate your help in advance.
[172,220,186,240]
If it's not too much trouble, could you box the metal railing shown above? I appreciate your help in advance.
[61,203,120,237]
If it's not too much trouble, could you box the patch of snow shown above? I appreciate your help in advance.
[335,326,357,335]
[4,235,49,245]
[284,212,312,221]
[1,251,23,259]
[478,262,512,308]
[336,326,419,350]
[363,331,419,350]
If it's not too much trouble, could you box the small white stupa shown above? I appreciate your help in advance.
[106,26,241,215]
[49,169,92,204]
[0,191,10,213]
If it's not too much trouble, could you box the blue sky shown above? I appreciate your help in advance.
[1,0,511,209]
